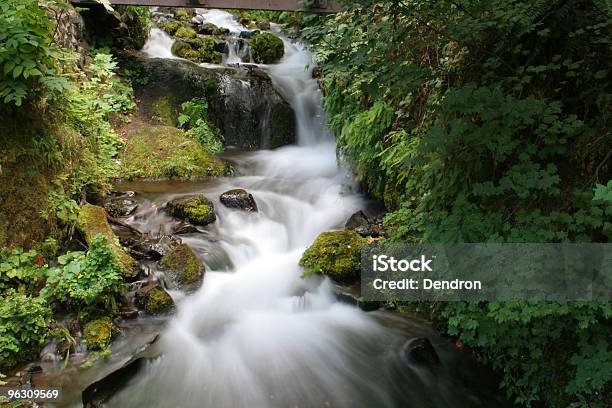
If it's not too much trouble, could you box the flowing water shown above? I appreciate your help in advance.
[56,10,509,407]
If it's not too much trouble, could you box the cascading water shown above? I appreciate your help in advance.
[99,10,506,407]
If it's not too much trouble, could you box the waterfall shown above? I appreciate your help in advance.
[107,10,504,408]
[142,28,177,59]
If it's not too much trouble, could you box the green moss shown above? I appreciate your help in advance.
[238,11,251,26]
[256,19,271,30]
[83,317,114,351]
[175,9,192,22]
[165,195,216,226]
[135,284,174,315]
[251,32,284,64]
[299,230,368,282]
[160,243,205,287]
[175,26,197,39]
[171,37,222,64]
[151,95,175,126]
[76,204,138,278]
[119,120,225,180]
[161,21,183,35]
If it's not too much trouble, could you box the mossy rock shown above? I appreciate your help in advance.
[135,283,174,315]
[299,230,368,283]
[199,22,229,36]
[119,119,225,180]
[160,243,205,287]
[171,37,222,64]
[165,195,216,226]
[161,21,183,35]
[250,32,284,64]
[76,204,138,278]
[175,9,193,22]
[175,26,197,39]
[83,317,114,351]
[151,94,175,126]
[256,19,271,31]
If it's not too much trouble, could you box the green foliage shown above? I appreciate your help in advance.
[0,289,52,369]
[161,21,183,36]
[251,32,285,64]
[175,26,197,39]
[42,235,124,318]
[171,37,222,64]
[179,99,224,154]
[306,1,611,406]
[0,0,72,106]
[0,247,44,293]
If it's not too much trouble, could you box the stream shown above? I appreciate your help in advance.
[45,9,509,407]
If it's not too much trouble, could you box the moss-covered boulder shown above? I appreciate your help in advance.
[83,317,114,351]
[165,195,216,226]
[256,19,271,31]
[135,282,174,315]
[160,243,205,287]
[251,32,284,64]
[171,37,222,64]
[198,22,229,36]
[119,119,225,180]
[300,230,368,283]
[161,20,183,35]
[76,204,138,278]
[175,26,197,39]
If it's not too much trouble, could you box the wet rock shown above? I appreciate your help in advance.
[239,30,260,39]
[300,230,368,283]
[103,191,138,217]
[117,305,139,319]
[135,282,175,315]
[172,222,199,235]
[76,203,138,278]
[82,334,159,408]
[198,22,229,35]
[402,338,440,366]
[345,210,385,238]
[136,58,296,150]
[334,285,381,312]
[220,189,258,212]
[137,234,182,260]
[83,317,114,351]
[165,195,216,226]
[160,243,205,288]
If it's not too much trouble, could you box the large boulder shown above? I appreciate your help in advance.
[219,189,258,212]
[135,282,174,315]
[135,58,295,149]
[165,195,216,226]
[251,32,284,64]
[160,243,205,288]
[76,204,138,278]
[299,230,368,283]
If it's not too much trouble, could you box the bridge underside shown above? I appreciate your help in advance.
[71,0,342,13]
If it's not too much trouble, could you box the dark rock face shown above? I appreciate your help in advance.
[239,30,260,39]
[219,189,258,212]
[136,58,296,150]
[402,338,440,366]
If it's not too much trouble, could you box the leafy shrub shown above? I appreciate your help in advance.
[0,247,45,293]
[0,0,71,106]
[42,235,124,318]
[179,99,224,154]
[0,290,52,369]
[175,26,197,39]
[306,1,612,405]
[251,32,285,64]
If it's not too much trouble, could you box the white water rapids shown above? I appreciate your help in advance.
[104,10,506,408]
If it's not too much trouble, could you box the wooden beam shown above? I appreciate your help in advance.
[71,0,343,12]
